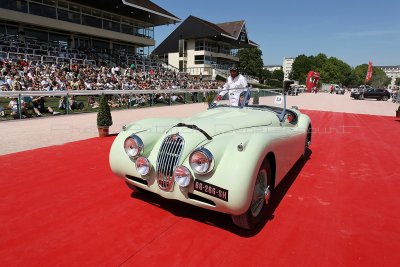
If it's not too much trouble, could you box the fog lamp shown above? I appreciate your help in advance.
[135,157,151,176]
[174,166,192,188]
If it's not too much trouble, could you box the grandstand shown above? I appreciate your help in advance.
[0,1,261,120]
[0,0,180,69]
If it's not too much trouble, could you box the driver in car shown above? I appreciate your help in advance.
[217,64,248,106]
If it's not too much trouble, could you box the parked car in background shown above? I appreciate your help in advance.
[350,88,390,101]
[335,86,345,94]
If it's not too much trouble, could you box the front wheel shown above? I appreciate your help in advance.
[231,161,272,230]
[382,96,388,101]
[303,125,312,158]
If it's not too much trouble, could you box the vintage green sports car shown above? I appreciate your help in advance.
[109,89,312,229]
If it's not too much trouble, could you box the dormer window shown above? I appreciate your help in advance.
[240,33,246,42]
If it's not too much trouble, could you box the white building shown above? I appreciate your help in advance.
[378,66,400,89]
[153,15,258,78]
[283,57,295,80]
[264,65,282,72]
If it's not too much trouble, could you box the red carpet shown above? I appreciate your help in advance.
[0,111,399,267]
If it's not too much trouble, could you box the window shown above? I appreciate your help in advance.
[194,55,204,65]
[82,15,101,28]
[58,1,68,9]
[195,40,204,51]
[29,2,56,19]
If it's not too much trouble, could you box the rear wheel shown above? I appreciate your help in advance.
[231,161,272,230]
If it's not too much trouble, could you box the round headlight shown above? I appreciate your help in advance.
[135,157,151,176]
[189,148,214,175]
[173,166,192,188]
[124,135,144,158]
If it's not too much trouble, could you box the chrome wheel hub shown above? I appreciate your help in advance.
[251,169,268,217]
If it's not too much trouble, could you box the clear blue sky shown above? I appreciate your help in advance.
[151,0,400,67]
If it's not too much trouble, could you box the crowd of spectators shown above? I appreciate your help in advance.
[0,58,224,119]
[0,58,223,91]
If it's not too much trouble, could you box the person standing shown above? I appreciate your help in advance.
[216,64,248,106]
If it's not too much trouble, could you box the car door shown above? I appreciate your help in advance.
[364,89,373,99]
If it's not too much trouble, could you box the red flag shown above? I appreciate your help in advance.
[365,61,373,82]
[306,71,320,92]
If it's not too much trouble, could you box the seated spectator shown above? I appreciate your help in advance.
[8,98,29,119]
[108,96,120,108]
[87,95,99,108]
[12,76,22,91]
[31,96,60,116]
[69,95,84,110]
[58,96,70,110]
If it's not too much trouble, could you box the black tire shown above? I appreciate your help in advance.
[382,96,388,101]
[359,95,364,100]
[303,125,312,158]
[231,161,272,230]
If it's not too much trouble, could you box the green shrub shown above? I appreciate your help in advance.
[97,94,113,127]
[253,90,260,104]
[206,91,217,105]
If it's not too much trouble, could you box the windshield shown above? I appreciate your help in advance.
[210,88,286,118]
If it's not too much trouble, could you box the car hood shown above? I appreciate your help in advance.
[169,107,273,137]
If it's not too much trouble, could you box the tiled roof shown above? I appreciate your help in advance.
[217,20,245,39]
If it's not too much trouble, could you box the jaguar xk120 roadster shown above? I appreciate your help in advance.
[109,89,312,229]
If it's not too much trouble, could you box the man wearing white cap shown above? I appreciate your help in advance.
[216,64,248,106]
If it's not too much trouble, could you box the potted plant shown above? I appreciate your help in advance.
[97,94,113,137]
[396,105,400,118]
[253,89,260,104]
[206,91,217,107]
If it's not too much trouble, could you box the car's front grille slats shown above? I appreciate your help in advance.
[156,134,184,190]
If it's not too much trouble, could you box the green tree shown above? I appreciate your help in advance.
[320,57,352,86]
[395,78,400,86]
[290,54,313,83]
[353,64,391,88]
[238,48,264,78]
[260,68,272,84]
[369,67,391,88]
[271,69,284,82]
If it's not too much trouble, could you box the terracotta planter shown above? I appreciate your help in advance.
[396,110,400,118]
[97,126,109,137]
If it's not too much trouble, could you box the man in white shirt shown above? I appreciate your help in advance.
[217,64,248,106]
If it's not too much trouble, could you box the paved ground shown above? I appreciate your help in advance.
[1,92,399,155]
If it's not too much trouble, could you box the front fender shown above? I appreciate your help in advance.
[182,126,287,215]
[109,117,181,177]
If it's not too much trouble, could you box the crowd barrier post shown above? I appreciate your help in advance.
[66,93,70,115]
[18,93,22,120]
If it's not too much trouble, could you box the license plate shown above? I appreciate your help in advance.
[194,180,228,202]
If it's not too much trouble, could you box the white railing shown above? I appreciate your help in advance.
[0,51,96,66]
[0,88,280,119]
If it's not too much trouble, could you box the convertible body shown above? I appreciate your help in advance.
[109,89,312,229]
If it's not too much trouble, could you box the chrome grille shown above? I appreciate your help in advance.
[156,134,184,190]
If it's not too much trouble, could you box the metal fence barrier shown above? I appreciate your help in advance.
[0,88,281,120]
